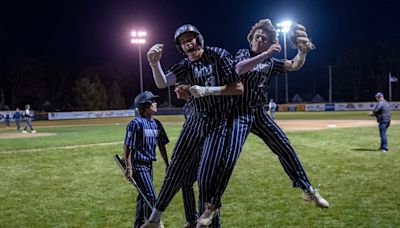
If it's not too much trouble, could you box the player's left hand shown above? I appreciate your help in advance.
[189,85,210,98]
[368,111,374,116]
[287,23,315,53]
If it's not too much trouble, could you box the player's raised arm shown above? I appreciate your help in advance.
[147,43,176,88]
[284,23,315,71]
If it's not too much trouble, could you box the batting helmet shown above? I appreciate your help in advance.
[25,104,30,110]
[174,24,204,54]
[375,92,384,98]
[134,91,159,109]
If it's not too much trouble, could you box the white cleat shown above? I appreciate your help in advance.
[22,130,27,133]
[32,130,37,133]
[302,185,329,208]
[197,203,217,226]
[140,220,164,228]
[381,149,387,154]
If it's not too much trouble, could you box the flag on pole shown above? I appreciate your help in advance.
[389,72,398,82]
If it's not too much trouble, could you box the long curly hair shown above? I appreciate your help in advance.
[247,19,277,44]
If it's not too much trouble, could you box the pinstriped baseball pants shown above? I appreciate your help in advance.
[200,107,312,227]
[155,115,229,212]
[251,107,311,190]
[131,160,157,228]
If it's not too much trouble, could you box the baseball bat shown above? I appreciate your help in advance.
[114,154,154,209]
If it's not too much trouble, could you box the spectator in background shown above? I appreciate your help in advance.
[4,113,11,127]
[13,107,23,131]
[268,99,277,120]
[369,92,391,153]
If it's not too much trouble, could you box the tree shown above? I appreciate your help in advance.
[108,82,126,109]
[73,75,108,110]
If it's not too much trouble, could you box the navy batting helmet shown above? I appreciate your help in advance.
[134,91,159,108]
[174,24,204,54]
[375,92,384,98]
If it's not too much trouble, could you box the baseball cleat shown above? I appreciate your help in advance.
[381,149,387,154]
[184,221,197,228]
[302,185,329,208]
[197,203,217,226]
[22,130,27,133]
[32,130,37,133]
[140,220,164,228]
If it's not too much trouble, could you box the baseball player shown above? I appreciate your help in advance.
[13,107,23,131]
[124,91,169,228]
[193,19,329,211]
[22,104,37,133]
[175,84,222,228]
[141,24,243,228]
[4,112,10,127]
[368,92,391,153]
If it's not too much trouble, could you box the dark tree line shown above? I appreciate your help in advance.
[2,54,132,111]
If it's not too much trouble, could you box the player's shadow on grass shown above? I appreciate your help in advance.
[351,148,379,152]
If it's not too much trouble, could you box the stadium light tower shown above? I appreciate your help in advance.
[131,30,147,93]
[276,20,292,104]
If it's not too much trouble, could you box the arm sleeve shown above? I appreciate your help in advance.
[373,102,382,116]
[167,60,190,85]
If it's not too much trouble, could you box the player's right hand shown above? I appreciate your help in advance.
[125,166,133,179]
[147,44,164,67]
[264,43,281,57]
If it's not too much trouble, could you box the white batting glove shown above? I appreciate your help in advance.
[190,85,210,98]
[189,85,222,98]
[147,44,164,67]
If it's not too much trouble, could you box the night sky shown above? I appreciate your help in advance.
[1,0,400,107]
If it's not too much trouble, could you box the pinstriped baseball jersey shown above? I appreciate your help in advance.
[235,49,286,112]
[168,46,239,116]
[124,116,169,161]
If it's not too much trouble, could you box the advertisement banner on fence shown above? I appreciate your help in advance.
[48,110,136,120]
[335,102,376,111]
[305,104,325,111]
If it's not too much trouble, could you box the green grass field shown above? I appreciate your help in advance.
[1,112,399,227]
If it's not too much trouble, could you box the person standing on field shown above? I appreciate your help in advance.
[124,91,169,228]
[369,92,391,153]
[13,107,23,131]
[268,99,277,120]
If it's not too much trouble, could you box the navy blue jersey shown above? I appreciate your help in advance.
[124,116,169,161]
[168,46,239,116]
[235,49,286,111]
[13,112,22,120]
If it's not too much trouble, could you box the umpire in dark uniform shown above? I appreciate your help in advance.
[369,92,391,153]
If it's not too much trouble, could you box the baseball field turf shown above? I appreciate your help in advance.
[0,111,399,227]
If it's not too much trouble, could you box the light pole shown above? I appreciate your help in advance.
[277,20,292,104]
[131,30,147,93]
